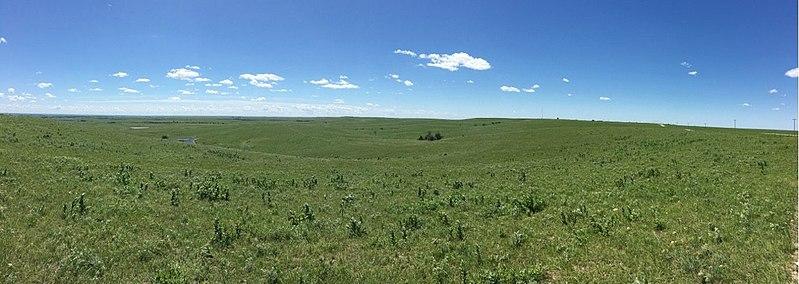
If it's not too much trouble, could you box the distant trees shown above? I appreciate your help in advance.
[418,132,443,141]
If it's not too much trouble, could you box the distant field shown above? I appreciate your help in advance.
[0,114,796,282]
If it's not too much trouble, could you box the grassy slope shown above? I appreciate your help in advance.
[0,115,795,283]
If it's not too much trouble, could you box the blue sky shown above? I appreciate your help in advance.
[0,1,796,129]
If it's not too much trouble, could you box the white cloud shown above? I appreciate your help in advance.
[339,75,349,79]
[135,78,151,83]
[521,84,540,93]
[333,99,345,104]
[178,90,195,95]
[785,68,799,78]
[206,89,224,95]
[270,89,291,93]
[771,107,781,111]
[768,89,778,94]
[0,37,6,44]
[89,80,99,83]
[219,79,234,85]
[251,96,266,101]
[566,93,574,97]
[394,49,417,57]
[366,102,380,107]
[6,88,14,94]
[239,73,284,88]
[418,52,491,71]
[194,77,211,82]
[7,95,26,102]
[118,87,140,94]
[741,103,750,107]
[36,82,53,89]
[310,78,359,89]
[228,85,239,89]
[688,71,698,76]
[500,85,520,92]
[389,74,400,79]
[166,68,200,81]
[68,88,79,93]
[168,96,181,101]
[309,78,329,85]
[403,80,414,87]
[562,77,570,83]
[89,88,103,92]
[185,65,200,70]
[466,80,474,84]
[599,96,611,101]
[45,92,56,98]
[205,83,223,87]
[111,71,128,78]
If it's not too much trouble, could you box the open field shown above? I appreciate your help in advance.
[0,114,796,282]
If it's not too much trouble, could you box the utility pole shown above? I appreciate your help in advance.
[793,118,797,132]
[733,119,736,129]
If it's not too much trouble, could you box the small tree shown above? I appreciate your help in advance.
[420,131,443,141]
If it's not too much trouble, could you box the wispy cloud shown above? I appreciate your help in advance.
[178,90,195,95]
[521,84,540,93]
[466,80,474,84]
[394,49,417,57]
[599,96,611,101]
[89,87,103,92]
[36,82,52,89]
[118,87,139,94]
[219,79,234,85]
[205,89,221,95]
[135,78,150,83]
[68,88,79,93]
[0,37,6,44]
[681,61,699,75]
[741,103,750,107]
[111,71,128,78]
[786,68,799,78]
[45,92,56,98]
[309,78,359,89]
[768,89,778,94]
[562,77,570,83]
[239,73,284,88]
[500,85,520,92]
[387,74,414,87]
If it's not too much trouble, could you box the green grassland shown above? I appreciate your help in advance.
[0,114,796,283]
